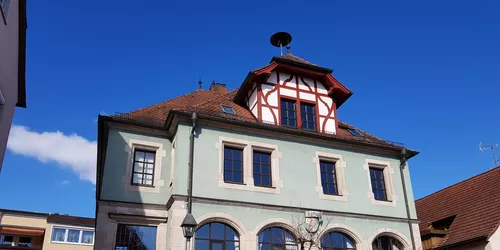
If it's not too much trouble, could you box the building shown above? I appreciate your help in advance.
[0,209,95,249]
[95,40,422,250]
[416,167,500,250]
[0,0,27,171]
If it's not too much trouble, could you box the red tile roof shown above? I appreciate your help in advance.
[113,88,405,150]
[278,54,317,66]
[415,167,500,247]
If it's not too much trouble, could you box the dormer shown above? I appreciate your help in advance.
[234,43,352,135]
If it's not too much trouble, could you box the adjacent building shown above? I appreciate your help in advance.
[0,0,27,171]
[95,48,422,249]
[416,167,500,250]
[0,209,95,249]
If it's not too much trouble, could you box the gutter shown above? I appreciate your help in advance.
[165,110,419,160]
[399,148,417,250]
[186,112,198,214]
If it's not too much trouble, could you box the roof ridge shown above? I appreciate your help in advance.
[416,166,500,202]
[338,121,402,148]
[123,89,213,115]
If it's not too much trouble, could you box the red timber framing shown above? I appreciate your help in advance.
[235,61,351,134]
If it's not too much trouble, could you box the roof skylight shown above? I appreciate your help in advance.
[347,128,362,137]
[221,105,236,115]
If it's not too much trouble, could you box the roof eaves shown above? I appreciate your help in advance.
[16,0,27,108]
[271,56,333,73]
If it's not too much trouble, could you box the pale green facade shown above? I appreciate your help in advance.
[97,122,421,250]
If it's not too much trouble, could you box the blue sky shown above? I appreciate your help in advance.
[1,0,499,218]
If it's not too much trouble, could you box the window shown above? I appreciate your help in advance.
[0,0,10,22]
[195,222,239,250]
[18,237,31,247]
[221,105,236,114]
[258,227,297,250]
[300,103,316,130]
[223,147,243,184]
[132,149,155,186]
[281,99,297,127]
[0,235,13,245]
[253,151,272,187]
[370,168,387,201]
[51,227,94,245]
[115,224,157,250]
[347,128,362,137]
[321,232,356,249]
[320,160,338,195]
[81,231,94,244]
[372,236,403,250]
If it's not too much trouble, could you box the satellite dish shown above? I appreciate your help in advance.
[270,32,292,55]
[270,32,292,47]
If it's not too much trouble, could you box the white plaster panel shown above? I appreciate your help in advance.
[318,99,329,116]
[251,105,258,118]
[285,75,297,88]
[267,71,278,84]
[248,88,257,110]
[317,81,328,94]
[487,225,500,250]
[298,77,315,91]
[319,117,326,132]
[267,88,278,107]
[279,72,292,85]
[272,108,279,125]
[325,118,336,134]
[261,84,273,98]
[280,88,296,97]
[261,107,275,124]
[299,91,316,101]
[319,96,333,109]
[330,109,336,118]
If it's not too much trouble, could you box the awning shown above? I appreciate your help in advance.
[0,226,45,236]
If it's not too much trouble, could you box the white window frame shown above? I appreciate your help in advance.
[313,152,349,201]
[364,159,397,207]
[216,136,282,194]
[123,139,167,193]
[50,226,95,245]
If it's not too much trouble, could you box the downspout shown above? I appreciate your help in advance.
[400,148,417,250]
[187,112,198,214]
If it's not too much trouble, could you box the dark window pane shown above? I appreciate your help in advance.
[224,170,232,182]
[262,165,270,175]
[115,224,157,250]
[233,149,242,160]
[258,228,270,243]
[271,228,284,243]
[261,175,271,186]
[254,152,261,162]
[196,225,209,239]
[331,232,343,247]
[195,239,209,250]
[233,172,242,183]
[261,153,270,163]
[211,223,225,240]
[226,226,238,241]
[233,161,242,171]
[226,241,239,250]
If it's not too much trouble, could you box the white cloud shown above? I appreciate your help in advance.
[7,125,97,184]
[59,180,71,185]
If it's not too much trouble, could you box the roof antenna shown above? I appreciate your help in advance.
[270,32,292,56]
[198,78,202,90]
[479,142,499,168]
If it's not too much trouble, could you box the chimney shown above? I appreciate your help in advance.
[209,80,227,94]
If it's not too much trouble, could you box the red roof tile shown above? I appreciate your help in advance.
[278,54,317,66]
[415,167,500,247]
[115,88,403,149]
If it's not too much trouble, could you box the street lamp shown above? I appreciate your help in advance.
[181,213,197,240]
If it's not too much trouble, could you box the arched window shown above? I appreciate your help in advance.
[372,236,403,250]
[258,227,297,250]
[321,231,356,249]
[194,222,239,250]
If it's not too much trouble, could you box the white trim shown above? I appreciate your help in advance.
[313,152,349,201]
[364,159,397,207]
[216,136,282,194]
[122,139,167,194]
[50,225,95,246]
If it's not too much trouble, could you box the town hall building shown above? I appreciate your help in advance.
[95,34,422,250]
